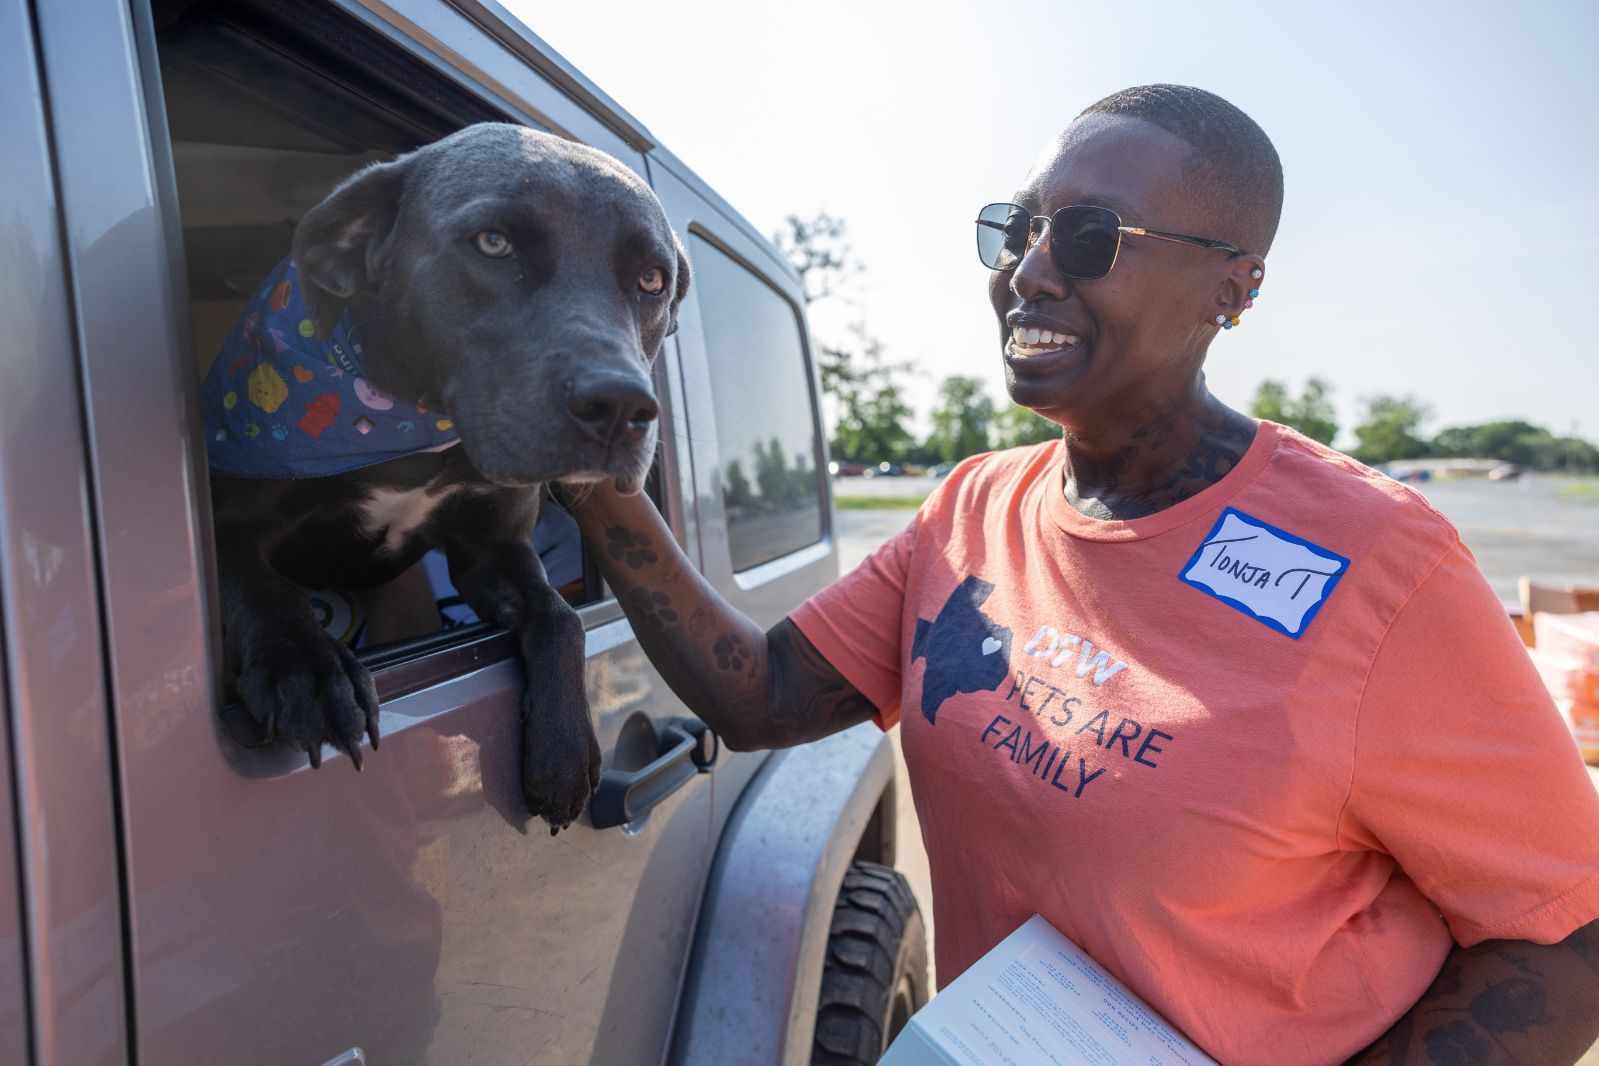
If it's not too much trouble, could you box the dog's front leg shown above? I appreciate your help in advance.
[216,530,381,767]
[447,541,601,832]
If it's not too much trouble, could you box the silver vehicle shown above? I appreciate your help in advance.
[0,1,927,1063]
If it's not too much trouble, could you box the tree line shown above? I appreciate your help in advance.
[773,213,1598,475]
[1248,380,1599,471]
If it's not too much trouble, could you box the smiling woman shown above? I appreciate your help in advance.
[566,83,1599,1066]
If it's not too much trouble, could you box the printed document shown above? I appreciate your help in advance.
[879,914,1216,1066]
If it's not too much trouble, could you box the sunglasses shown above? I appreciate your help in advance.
[975,202,1244,279]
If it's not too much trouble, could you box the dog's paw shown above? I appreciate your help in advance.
[520,706,602,834]
[235,628,381,770]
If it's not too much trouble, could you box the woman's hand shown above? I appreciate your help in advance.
[1346,918,1599,1065]
[564,481,877,751]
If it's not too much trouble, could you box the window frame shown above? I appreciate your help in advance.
[138,0,697,708]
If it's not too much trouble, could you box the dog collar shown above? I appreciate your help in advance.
[201,258,460,479]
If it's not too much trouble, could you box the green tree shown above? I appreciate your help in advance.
[1249,380,1291,423]
[925,376,996,463]
[1249,377,1338,445]
[723,458,753,512]
[1351,395,1432,465]
[834,381,915,463]
[773,213,862,399]
[772,213,916,462]
[753,437,792,507]
[991,405,1062,449]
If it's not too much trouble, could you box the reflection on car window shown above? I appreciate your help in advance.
[690,236,823,571]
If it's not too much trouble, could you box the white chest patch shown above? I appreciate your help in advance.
[357,483,464,554]
[1178,507,1350,638]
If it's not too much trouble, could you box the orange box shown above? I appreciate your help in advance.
[1535,612,1599,672]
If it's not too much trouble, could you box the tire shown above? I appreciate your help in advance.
[811,861,930,1065]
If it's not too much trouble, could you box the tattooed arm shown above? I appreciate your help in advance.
[565,482,877,751]
[1345,918,1599,1065]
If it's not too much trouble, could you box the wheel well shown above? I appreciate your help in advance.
[849,781,896,868]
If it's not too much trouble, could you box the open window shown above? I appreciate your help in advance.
[151,0,664,679]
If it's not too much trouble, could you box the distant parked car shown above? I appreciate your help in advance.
[929,462,956,478]
[829,460,869,477]
[864,461,906,478]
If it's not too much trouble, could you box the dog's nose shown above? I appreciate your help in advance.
[567,372,659,446]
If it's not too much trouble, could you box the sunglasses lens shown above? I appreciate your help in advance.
[1050,205,1121,278]
[976,202,1031,270]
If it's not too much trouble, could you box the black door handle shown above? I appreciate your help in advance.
[590,717,717,829]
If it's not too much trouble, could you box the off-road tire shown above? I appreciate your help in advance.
[811,861,929,1065]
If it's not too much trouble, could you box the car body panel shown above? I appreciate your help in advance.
[669,724,895,1066]
[1,2,133,1064]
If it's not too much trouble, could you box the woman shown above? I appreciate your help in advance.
[568,85,1599,1064]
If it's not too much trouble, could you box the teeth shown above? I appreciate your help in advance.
[1010,326,1081,352]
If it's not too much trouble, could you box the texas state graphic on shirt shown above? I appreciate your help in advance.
[909,574,1013,724]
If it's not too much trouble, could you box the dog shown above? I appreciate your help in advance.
[204,123,689,831]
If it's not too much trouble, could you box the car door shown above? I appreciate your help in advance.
[33,1,711,1063]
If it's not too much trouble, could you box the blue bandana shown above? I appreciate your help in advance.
[202,258,459,479]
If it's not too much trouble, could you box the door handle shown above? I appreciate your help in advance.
[590,717,717,829]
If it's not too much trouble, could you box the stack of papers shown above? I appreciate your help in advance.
[880,914,1216,1066]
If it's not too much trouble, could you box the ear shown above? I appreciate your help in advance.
[665,232,692,338]
[290,158,407,324]
[1210,253,1266,325]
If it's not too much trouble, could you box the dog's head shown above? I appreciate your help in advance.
[290,123,689,493]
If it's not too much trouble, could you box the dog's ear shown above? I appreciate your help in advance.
[665,232,692,338]
[291,158,406,323]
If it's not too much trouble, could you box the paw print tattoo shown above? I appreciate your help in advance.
[626,587,678,627]
[605,527,658,570]
[713,634,751,673]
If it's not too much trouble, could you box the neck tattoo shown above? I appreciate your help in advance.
[1063,409,1257,522]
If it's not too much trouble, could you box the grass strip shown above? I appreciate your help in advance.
[835,495,928,511]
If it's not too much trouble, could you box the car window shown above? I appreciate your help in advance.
[152,0,663,673]
[690,235,823,571]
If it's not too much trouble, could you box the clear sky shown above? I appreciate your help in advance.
[513,0,1599,444]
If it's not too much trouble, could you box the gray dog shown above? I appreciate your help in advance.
[204,123,689,830]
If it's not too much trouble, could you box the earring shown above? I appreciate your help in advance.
[1250,268,1263,280]
[1214,314,1227,326]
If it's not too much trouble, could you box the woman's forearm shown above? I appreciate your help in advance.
[1346,919,1599,1065]
[565,484,875,750]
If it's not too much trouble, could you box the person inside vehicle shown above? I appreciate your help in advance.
[563,84,1599,1064]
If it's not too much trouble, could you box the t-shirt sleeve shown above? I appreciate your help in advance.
[788,514,917,729]
[1337,538,1599,946]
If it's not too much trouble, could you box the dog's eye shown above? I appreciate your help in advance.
[474,231,513,258]
[639,268,666,295]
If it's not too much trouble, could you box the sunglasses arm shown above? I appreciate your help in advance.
[1124,226,1244,256]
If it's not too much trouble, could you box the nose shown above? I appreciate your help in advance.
[566,371,659,446]
[1009,238,1069,303]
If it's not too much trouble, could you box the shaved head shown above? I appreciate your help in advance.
[1077,84,1283,256]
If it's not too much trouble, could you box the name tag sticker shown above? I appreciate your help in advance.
[1179,508,1350,638]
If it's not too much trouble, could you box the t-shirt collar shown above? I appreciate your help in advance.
[1043,420,1280,543]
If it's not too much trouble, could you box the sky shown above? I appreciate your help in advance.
[512,0,1599,444]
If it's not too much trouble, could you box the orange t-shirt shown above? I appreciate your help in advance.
[791,422,1599,1065]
